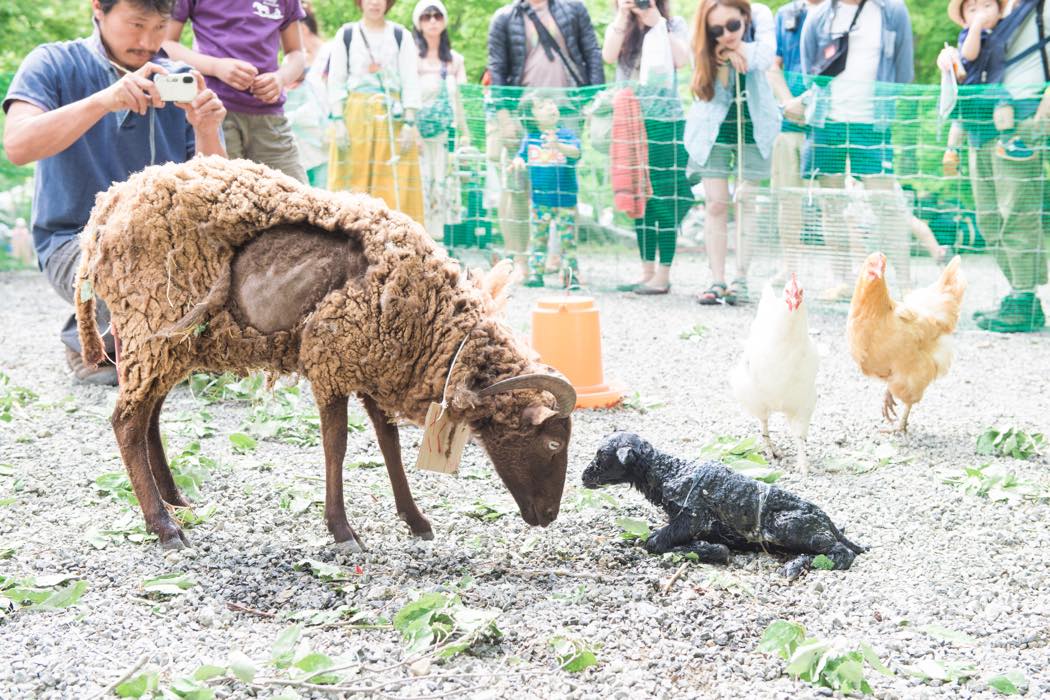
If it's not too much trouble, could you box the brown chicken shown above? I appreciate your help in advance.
[847,252,967,432]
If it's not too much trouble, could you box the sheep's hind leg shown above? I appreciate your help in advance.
[112,396,189,549]
[146,394,190,508]
[362,395,433,540]
[319,395,365,551]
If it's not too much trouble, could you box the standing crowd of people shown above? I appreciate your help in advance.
[2,0,1048,386]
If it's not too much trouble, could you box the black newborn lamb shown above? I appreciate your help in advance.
[582,432,865,578]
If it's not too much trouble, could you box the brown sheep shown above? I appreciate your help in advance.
[74,156,576,551]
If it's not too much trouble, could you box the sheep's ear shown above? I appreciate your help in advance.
[523,404,558,426]
[615,446,633,466]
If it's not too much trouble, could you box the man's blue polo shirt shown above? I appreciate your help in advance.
[3,31,195,269]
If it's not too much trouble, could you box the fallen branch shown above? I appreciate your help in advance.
[481,566,609,581]
[661,563,689,595]
[91,653,149,700]
[226,601,276,618]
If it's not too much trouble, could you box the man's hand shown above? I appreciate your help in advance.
[98,62,167,115]
[251,72,284,104]
[783,95,806,125]
[175,72,226,133]
[214,57,258,91]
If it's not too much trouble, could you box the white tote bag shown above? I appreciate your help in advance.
[639,19,675,91]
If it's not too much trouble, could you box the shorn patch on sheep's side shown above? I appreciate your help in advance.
[74,156,577,551]
[582,433,866,578]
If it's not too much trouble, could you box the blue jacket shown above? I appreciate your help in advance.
[684,3,782,165]
[800,0,914,130]
[517,128,581,208]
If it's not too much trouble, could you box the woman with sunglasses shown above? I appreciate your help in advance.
[602,0,694,295]
[327,0,423,223]
[412,0,472,240]
[685,0,779,306]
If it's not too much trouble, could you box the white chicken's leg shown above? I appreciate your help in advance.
[761,418,782,460]
[794,434,809,476]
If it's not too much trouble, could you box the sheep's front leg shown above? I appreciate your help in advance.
[361,395,433,540]
[319,395,365,551]
[146,394,190,508]
[644,514,696,554]
[112,398,189,549]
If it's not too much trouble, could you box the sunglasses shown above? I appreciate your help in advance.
[707,18,743,38]
[420,10,444,21]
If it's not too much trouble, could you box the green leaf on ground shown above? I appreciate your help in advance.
[114,672,159,698]
[229,432,257,453]
[615,517,650,541]
[550,635,598,672]
[987,671,1027,695]
[921,625,977,646]
[227,650,257,684]
[142,572,195,596]
[812,555,835,570]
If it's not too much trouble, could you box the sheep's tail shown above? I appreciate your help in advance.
[74,252,107,367]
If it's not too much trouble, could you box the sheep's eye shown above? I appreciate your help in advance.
[547,440,561,452]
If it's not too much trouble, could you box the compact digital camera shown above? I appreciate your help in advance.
[154,73,198,102]
[635,0,651,9]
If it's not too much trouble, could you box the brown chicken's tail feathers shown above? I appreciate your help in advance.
[938,255,966,295]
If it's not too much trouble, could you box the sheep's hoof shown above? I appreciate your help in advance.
[778,555,813,580]
[159,527,191,550]
[333,537,365,553]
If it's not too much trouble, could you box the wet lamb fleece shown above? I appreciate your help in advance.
[582,433,866,578]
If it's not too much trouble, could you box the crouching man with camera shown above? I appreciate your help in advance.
[2,0,225,386]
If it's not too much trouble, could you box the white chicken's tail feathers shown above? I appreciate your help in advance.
[477,259,517,317]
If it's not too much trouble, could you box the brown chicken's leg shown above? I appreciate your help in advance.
[897,403,912,434]
[881,389,897,423]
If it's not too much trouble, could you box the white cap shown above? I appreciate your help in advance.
[412,0,448,30]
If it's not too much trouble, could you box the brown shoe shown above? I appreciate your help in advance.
[65,347,118,386]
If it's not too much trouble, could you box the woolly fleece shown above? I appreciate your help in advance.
[75,156,554,427]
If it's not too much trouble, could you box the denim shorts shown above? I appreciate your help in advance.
[689,142,771,182]
[802,121,893,177]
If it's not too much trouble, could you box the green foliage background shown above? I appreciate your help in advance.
[0,0,1007,206]
[0,1,958,84]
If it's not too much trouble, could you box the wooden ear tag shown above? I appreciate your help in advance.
[416,402,469,474]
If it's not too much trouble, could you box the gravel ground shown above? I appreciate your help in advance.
[1,250,1049,700]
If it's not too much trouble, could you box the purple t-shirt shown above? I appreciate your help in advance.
[172,0,305,115]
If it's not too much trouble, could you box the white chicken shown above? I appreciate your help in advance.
[729,275,819,475]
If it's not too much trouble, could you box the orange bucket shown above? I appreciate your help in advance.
[531,296,625,409]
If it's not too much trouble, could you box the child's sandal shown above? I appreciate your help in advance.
[697,282,727,305]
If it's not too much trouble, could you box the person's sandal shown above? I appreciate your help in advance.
[697,282,727,305]
[726,278,749,306]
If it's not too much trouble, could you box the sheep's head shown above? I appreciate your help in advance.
[582,432,652,488]
[470,373,575,527]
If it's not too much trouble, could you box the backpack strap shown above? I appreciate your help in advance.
[1038,0,1050,81]
[342,23,404,65]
